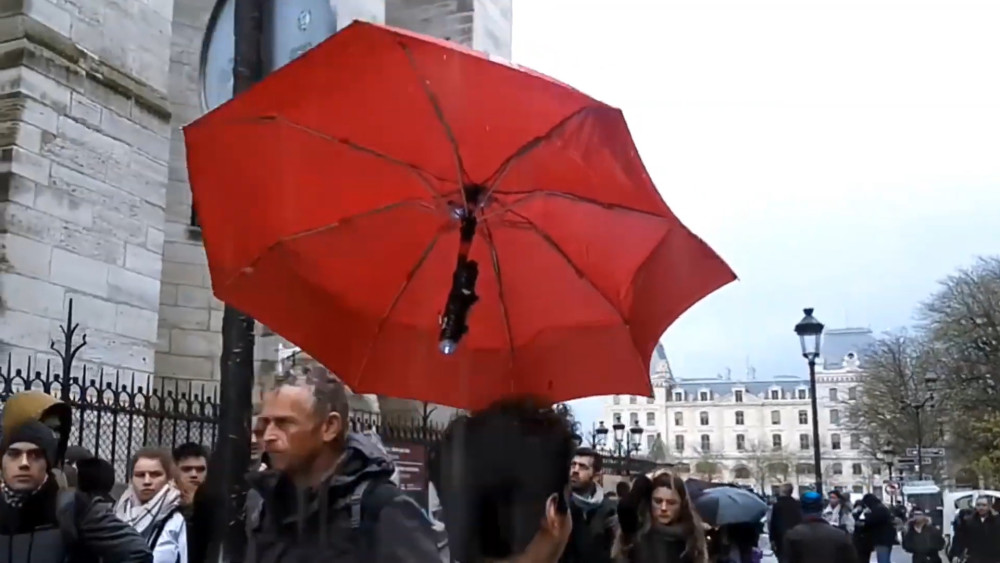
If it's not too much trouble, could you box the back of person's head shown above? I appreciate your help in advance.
[779,483,794,497]
[76,457,115,496]
[616,480,631,498]
[429,396,576,562]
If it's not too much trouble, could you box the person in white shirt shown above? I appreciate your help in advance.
[823,490,855,533]
[115,447,188,563]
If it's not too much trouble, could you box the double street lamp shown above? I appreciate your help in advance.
[900,374,938,480]
[794,307,825,496]
[611,419,644,475]
[882,442,898,504]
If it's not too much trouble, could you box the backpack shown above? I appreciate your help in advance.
[247,477,446,558]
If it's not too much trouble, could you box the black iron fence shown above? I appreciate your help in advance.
[0,354,220,481]
[0,300,445,482]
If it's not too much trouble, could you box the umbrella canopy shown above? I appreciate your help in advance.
[184,21,735,410]
[694,486,768,527]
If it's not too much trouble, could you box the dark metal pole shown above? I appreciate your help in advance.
[915,407,924,481]
[215,0,264,560]
[808,358,823,495]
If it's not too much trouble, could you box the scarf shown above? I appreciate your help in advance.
[571,483,606,513]
[0,476,47,509]
[114,482,182,537]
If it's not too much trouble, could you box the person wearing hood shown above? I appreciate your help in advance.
[2,391,73,487]
[855,493,896,563]
[0,419,152,562]
[561,447,618,563]
[245,365,441,562]
[900,507,944,563]
[781,491,858,563]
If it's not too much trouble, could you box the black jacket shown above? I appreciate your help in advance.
[0,476,151,563]
[953,512,1000,563]
[767,496,802,551]
[857,499,895,547]
[245,432,440,563]
[782,516,859,563]
[901,522,944,563]
[561,485,618,563]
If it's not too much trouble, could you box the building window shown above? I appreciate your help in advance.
[673,391,684,402]
[613,413,622,423]
[736,434,746,451]
[700,434,711,451]
[629,396,637,404]
[613,395,620,405]
[832,463,843,475]
[675,435,685,452]
[829,388,839,402]
[872,464,882,475]
[799,434,810,450]
[674,412,683,426]
[771,410,781,425]
[630,412,639,426]
[797,389,807,399]
[734,389,744,403]
[770,389,780,400]
[852,463,863,476]
[798,410,808,424]
[646,412,656,426]
[831,434,841,450]
[699,412,709,426]
[830,409,840,425]
[848,386,858,400]
[850,434,860,450]
[772,434,782,450]
[735,411,745,425]
[646,434,655,449]
[699,391,709,402]
[646,396,655,404]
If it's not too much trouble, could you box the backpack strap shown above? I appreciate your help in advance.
[55,489,80,545]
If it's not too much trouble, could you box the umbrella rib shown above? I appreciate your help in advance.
[245,116,448,202]
[483,105,596,197]
[502,207,631,330]
[220,200,436,290]
[481,220,516,373]
[493,190,669,221]
[396,41,471,197]
[353,226,448,391]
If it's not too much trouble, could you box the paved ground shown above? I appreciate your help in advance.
[760,541,919,563]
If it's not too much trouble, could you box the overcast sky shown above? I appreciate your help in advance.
[511,0,1000,426]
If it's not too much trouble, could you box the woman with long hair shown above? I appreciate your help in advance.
[614,470,709,563]
[115,447,188,563]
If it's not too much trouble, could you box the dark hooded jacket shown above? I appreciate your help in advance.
[244,432,441,563]
[561,483,618,563]
[0,421,151,563]
[3,391,73,489]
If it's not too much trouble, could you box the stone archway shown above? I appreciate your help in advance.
[955,467,979,488]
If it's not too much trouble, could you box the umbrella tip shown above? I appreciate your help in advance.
[439,339,458,355]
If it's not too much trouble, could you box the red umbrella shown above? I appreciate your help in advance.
[184,21,735,410]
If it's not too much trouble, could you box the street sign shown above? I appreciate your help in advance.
[905,447,945,457]
[897,456,917,465]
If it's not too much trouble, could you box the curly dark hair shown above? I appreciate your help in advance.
[428,396,576,561]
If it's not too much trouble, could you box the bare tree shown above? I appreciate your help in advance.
[693,447,724,482]
[843,331,944,460]
[649,432,669,463]
[743,440,773,492]
[919,257,1000,468]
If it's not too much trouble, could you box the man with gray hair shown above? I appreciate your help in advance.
[245,365,441,562]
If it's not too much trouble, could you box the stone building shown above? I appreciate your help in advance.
[0,0,510,418]
[602,328,890,496]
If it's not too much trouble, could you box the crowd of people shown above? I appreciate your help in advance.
[2,372,1000,562]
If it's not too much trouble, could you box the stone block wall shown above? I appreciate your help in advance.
[0,1,173,382]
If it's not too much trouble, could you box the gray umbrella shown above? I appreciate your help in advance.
[694,486,768,526]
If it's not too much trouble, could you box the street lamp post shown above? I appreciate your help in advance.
[882,443,897,504]
[795,307,825,496]
[627,423,643,474]
[612,419,626,460]
[900,374,938,480]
